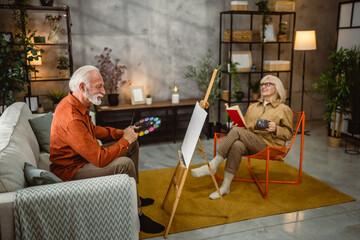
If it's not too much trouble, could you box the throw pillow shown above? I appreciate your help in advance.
[29,112,53,153]
[24,162,62,186]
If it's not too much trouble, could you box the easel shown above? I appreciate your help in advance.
[161,69,229,239]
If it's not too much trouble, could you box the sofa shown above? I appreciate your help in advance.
[0,102,139,239]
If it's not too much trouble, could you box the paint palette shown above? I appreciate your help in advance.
[134,117,161,137]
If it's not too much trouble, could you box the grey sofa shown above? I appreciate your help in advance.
[0,102,139,239]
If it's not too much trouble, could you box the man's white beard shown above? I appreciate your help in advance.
[85,87,103,105]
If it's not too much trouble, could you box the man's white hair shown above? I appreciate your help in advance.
[69,65,100,92]
[259,75,286,103]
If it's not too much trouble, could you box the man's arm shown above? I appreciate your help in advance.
[66,119,130,168]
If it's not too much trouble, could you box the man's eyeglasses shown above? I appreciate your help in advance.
[260,82,275,87]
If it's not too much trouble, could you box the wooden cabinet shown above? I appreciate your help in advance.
[218,10,295,131]
[96,99,202,144]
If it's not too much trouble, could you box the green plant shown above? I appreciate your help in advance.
[185,50,222,125]
[44,14,62,33]
[256,0,272,44]
[95,47,129,94]
[57,55,69,70]
[313,47,359,138]
[248,79,261,94]
[279,21,287,35]
[48,90,67,104]
[228,61,243,100]
[0,30,43,113]
[225,112,231,123]
[146,94,151,98]
[9,0,31,34]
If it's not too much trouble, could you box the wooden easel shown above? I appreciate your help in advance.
[161,69,229,239]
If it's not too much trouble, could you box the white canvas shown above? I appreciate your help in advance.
[181,102,208,168]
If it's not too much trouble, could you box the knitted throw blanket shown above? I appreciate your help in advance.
[14,175,134,240]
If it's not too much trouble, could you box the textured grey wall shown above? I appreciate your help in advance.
[1,0,342,120]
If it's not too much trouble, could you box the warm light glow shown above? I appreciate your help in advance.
[172,86,179,93]
[27,51,42,66]
[294,30,317,51]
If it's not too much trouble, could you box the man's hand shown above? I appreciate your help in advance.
[123,126,138,144]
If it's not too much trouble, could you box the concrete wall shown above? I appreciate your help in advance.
[0,0,342,120]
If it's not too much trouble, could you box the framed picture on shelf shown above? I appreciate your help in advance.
[24,95,39,113]
[33,36,46,44]
[130,86,146,105]
[231,51,252,72]
[0,32,13,42]
[260,24,276,42]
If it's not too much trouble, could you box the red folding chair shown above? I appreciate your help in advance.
[214,111,305,199]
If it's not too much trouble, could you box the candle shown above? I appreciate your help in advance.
[172,93,179,104]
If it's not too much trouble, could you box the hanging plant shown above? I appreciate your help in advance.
[256,0,272,44]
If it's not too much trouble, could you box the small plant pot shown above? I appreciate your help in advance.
[146,97,152,105]
[226,122,232,129]
[58,69,69,79]
[328,136,342,147]
[234,91,244,101]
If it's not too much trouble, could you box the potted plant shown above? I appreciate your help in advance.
[57,55,69,79]
[278,21,287,42]
[185,50,222,130]
[95,47,129,106]
[248,79,261,100]
[44,14,62,43]
[225,112,232,129]
[145,94,152,105]
[228,61,244,101]
[48,90,67,110]
[0,30,43,114]
[313,47,355,147]
[256,0,272,44]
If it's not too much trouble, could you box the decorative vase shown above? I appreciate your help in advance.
[40,0,54,6]
[48,29,59,43]
[226,122,232,129]
[328,136,342,147]
[107,94,119,106]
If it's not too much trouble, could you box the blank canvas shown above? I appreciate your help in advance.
[181,102,208,168]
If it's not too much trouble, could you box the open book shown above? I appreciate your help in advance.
[225,103,247,128]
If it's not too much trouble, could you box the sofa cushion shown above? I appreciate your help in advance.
[29,112,53,153]
[0,103,40,193]
[24,163,62,186]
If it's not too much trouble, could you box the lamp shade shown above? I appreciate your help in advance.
[294,30,317,51]
[27,51,42,66]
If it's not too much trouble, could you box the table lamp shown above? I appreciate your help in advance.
[294,30,317,112]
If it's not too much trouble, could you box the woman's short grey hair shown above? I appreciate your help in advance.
[69,65,100,92]
[259,75,286,103]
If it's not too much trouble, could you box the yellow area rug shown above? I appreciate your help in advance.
[138,161,355,239]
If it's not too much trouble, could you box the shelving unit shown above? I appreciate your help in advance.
[218,10,296,131]
[0,4,73,97]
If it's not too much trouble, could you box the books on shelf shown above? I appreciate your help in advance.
[225,103,247,128]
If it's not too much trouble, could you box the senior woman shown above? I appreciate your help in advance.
[192,75,293,199]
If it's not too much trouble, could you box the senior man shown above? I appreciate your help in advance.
[50,65,164,234]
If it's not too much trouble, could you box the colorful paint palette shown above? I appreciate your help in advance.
[134,117,161,137]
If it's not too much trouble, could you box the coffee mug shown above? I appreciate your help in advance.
[256,119,269,130]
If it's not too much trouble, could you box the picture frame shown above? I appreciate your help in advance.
[33,36,46,44]
[130,86,146,105]
[24,95,39,113]
[0,32,13,43]
[260,24,276,42]
[231,51,252,72]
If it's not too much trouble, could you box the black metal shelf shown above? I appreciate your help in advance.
[218,10,296,129]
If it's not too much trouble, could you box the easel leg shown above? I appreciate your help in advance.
[164,167,189,239]
[162,161,180,209]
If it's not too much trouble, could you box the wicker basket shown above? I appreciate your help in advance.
[231,1,248,11]
[328,136,342,147]
[269,1,295,12]
[224,30,252,42]
[278,34,287,42]
[263,60,290,71]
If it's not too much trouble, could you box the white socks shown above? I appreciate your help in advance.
[191,155,224,178]
[209,171,234,199]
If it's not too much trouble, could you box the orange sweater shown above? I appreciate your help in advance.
[50,93,130,181]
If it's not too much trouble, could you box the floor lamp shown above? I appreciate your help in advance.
[294,30,316,136]
[294,30,317,112]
